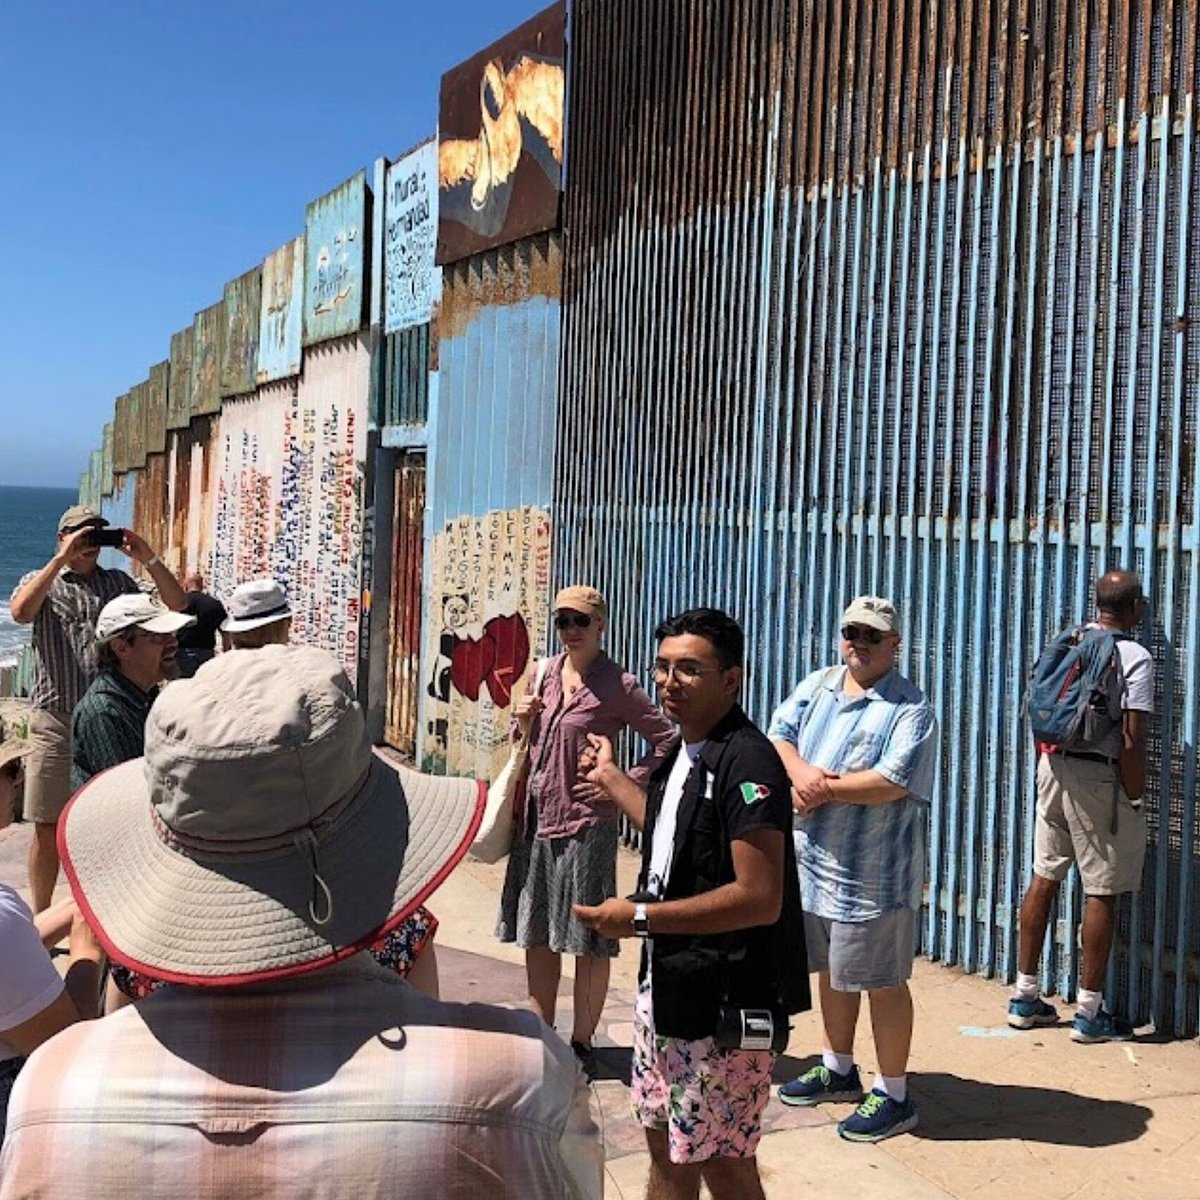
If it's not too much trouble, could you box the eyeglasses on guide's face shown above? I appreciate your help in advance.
[647,660,723,685]
[554,611,593,631]
[841,624,887,646]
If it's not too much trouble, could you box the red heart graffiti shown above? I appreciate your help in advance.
[447,613,530,707]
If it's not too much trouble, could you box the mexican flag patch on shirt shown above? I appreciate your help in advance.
[739,782,771,805]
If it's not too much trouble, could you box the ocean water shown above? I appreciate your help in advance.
[0,485,78,667]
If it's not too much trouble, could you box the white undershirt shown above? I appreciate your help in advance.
[644,741,707,993]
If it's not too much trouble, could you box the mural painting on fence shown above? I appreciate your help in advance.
[422,505,550,778]
[210,344,368,682]
[304,174,368,346]
[385,140,441,334]
[437,1,564,263]
[258,236,304,383]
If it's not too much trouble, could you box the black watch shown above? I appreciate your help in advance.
[632,902,652,938]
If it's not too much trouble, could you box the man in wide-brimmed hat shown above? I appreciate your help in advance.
[0,646,602,1200]
[10,504,185,912]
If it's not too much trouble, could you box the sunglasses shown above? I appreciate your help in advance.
[841,624,887,645]
[554,612,593,631]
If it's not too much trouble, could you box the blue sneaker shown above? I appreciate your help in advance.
[778,1063,863,1107]
[1071,1009,1134,1043]
[838,1089,919,1142]
[1008,996,1059,1029]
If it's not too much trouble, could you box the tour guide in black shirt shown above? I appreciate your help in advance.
[575,608,808,1200]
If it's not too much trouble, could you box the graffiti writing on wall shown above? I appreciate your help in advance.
[304,174,368,346]
[385,140,441,334]
[422,505,551,778]
[210,340,369,682]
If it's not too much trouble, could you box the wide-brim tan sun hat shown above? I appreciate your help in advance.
[58,644,484,986]
[0,709,33,771]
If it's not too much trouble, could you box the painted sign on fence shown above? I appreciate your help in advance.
[146,361,169,455]
[385,141,440,334]
[437,2,564,263]
[304,174,368,347]
[101,422,114,497]
[258,236,304,383]
[192,301,225,416]
[167,325,194,430]
[221,267,262,398]
[210,338,370,682]
[422,505,551,777]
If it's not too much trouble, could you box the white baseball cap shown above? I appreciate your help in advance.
[96,594,196,645]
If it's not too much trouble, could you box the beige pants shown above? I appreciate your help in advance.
[22,708,72,824]
[1034,754,1146,896]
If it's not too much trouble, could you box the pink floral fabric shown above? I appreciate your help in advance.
[630,983,775,1164]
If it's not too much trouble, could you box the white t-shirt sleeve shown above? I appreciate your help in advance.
[1119,643,1155,714]
[0,886,65,1049]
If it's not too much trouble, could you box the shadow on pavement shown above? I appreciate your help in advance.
[910,1073,1151,1146]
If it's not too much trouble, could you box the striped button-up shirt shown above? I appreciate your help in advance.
[768,666,938,922]
[13,566,140,714]
[1,955,603,1200]
[70,669,158,790]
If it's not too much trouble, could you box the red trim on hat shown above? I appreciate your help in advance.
[58,773,487,989]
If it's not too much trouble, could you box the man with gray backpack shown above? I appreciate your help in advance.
[1010,570,1154,1042]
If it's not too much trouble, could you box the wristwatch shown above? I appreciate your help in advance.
[632,903,651,938]
[145,555,161,569]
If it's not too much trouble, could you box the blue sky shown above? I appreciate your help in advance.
[0,0,545,488]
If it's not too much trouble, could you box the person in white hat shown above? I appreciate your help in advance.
[70,594,196,792]
[0,646,602,1200]
[9,504,186,913]
[768,596,938,1144]
[220,577,293,648]
[0,711,104,1151]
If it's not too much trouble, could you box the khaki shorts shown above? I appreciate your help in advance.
[1035,754,1146,896]
[804,909,918,991]
[22,709,72,825]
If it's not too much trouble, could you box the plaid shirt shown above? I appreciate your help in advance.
[0,956,602,1200]
[13,566,140,714]
[768,666,938,921]
[70,669,157,790]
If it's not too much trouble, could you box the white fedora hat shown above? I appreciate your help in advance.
[220,578,293,633]
[59,644,483,986]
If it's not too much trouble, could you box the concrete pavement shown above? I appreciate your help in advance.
[4,812,1197,1199]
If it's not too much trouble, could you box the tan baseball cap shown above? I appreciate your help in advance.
[553,585,607,620]
[58,505,108,533]
[840,595,900,634]
[95,595,196,644]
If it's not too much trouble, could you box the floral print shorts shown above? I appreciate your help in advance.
[110,906,439,1000]
[630,982,775,1164]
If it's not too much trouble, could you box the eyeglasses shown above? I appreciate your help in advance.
[841,624,887,645]
[647,660,723,685]
[554,612,593,631]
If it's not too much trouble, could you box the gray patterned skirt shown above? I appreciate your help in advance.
[496,793,620,959]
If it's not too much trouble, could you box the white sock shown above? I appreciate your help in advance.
[1077,988,1102,1020]
[1014,973,1040,1000]
[822,1049,854,1076]
[874,1073,907,1103]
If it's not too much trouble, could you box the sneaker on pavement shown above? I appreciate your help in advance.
[778,1063,863,1107]
[1008,996,1059,1029]
[1071,1009,1134,1043]
[838,1089,919,1143]
[570,1039,598,1081]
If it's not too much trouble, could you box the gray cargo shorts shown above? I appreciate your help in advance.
[804,909,918,991]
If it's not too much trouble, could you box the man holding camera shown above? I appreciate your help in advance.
[10,506,184,911]
[575,608,809,1200]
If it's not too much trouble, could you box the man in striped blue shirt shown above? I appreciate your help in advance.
[767,596,937,1144]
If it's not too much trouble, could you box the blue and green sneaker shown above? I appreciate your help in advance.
[778,1063,863,1107]
[838,1089,919,1142]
